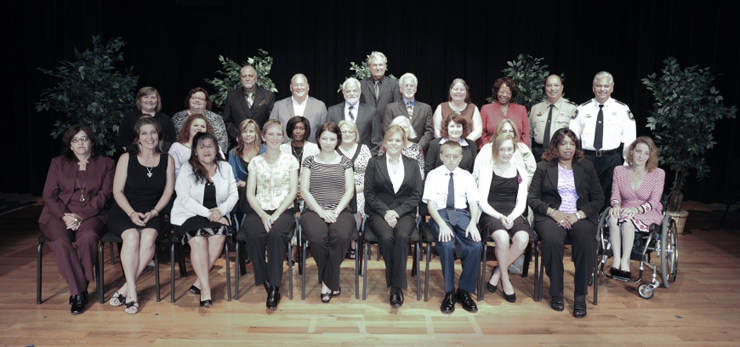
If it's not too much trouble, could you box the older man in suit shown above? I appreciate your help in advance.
[222,64,275,145]
[383,73,434,152]
[269,74,327,143]
[328,78,380,154]
[361,52,401,143]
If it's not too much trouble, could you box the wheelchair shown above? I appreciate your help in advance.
[596,203,679,299]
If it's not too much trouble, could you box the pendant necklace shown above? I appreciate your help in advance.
[146,166,153,178]
[76,179,87,202]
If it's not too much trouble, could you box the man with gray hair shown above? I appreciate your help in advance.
[383,72,434,152]
[269,74,327,143]
[222,64,275,144]
[328,78,380,153]
[571,71,636,203]
[361,52,401,143]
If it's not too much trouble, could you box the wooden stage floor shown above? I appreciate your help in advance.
[1,202,739,346]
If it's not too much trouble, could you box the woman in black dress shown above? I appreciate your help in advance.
[171,132,238,307]
[107,117,176,314]
[478,133,533,303]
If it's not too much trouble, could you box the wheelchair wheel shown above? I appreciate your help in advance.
[638,282,655,299]
[596,208,611,275]
[660,215,679,288]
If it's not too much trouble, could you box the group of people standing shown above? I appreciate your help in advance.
[38,51,664,319]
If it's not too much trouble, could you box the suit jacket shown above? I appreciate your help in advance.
[383,100,434,152]
[223,86,275,142]
[269,96,327,144]
[364,154,422,218]
[361,76,401,152]
[327,102,381,154]
[527,159,605,224]
[39,155,116,224]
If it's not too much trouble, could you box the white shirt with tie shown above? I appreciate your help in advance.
[422,165,479,211]
[570,97,636,158]
[344,101,359,122]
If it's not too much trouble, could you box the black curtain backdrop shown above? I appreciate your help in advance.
[6,0,739,204]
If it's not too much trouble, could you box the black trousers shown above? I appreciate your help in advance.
[300,210,354,291]
[39,216,105,295]
[536,218,597,301]
[368,213,415,289]
[584,152,622,208]
[532,144,545,163]
[243,209,294,287]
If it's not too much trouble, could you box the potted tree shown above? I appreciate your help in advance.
[204,49,277,109]
[36,36,139,156]
[643,57,737,233]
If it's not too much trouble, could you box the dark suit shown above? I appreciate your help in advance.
[38,155,115,295]
[383,100,434,152]
[269,96,327,144]
[364,155,423,289]
[223,86,275,142]
[361,76,401,153]
[327,102,381,154]
[527,158,605,301]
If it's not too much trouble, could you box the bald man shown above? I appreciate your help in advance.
[222,64,275,145]
[269,74,327,143]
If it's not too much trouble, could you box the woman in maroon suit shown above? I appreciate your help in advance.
[38,125,115,315]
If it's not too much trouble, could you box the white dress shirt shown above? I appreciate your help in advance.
[422,165,479,210]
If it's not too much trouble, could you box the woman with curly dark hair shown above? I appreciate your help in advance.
[424,113,477,177]
[39,125,115,314]
[479,77,530,149]
[527,128,603,318]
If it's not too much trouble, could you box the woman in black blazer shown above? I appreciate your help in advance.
[527,128,604,318]
[364,125,423,307]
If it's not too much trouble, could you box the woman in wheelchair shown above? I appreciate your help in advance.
[607,136,665,279]
[528,128,604,318]
[171,132,238,307]
[478,132,533,303]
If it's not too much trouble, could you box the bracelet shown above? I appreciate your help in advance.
[151,208,159,217]
[548,209,558,217]
[129,211,136,218]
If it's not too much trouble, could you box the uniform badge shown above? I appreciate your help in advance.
[537,112,542,117]
[612,111,617,117]
[571,109,578,119]
[585,114,592,118]
[628,110,635,120]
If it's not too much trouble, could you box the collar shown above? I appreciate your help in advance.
[292,96,308,105]
[403,98,415,107]
[592,97,613,107]
[439,138,469,146]
[345,101,359,108]
[372,75,386,83]
[546,97,564,108]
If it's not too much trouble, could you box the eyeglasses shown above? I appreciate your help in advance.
[71,136,89,143]
[191,96,206,101]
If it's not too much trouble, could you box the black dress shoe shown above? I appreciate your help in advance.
[266,286,280,310]
[397,290,404,306]
[200,299,212,307]
[551,296,564,311]
[69,295,74,306]
[573,301,587,318]
[455,289,478,313]
[189,285,201,295]
[390,293,400,307]
[71,293,88,315]
[503,290,517,303]
[487,266,499,293]
[440,291,455,313]
[619,270,631,279]
[609,267,620,277]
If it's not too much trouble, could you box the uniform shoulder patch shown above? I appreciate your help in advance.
[628,109,635,120]
[566,100,578,106]
[614,99,627,106]
[571,109,579,119]
[580,100,593,107]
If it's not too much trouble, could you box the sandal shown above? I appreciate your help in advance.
[110,291,126,307]
[332,287,341,297]
[347,248,356,260]
[573,301,587,318]
[320,292,332,303]
[551,296,564,312]
[124,300,139,315]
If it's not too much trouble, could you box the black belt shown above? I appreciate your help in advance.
[584,149,619,157]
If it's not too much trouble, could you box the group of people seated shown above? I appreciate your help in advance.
[38,61,664,319]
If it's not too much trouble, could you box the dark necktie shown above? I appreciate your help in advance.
[407,102,413,119]
[543,104,554,148]
[446,172,458,225]
[594,104,604,150]
[348,105,355,121]
[374,80,380,99]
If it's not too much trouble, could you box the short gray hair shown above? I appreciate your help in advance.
[593,71,614,86]
[398,73,418,89]
[390,115,417,140]
[342,78,361,91]
[368,51,387,65]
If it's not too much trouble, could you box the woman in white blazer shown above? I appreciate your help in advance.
[171,132,238,307]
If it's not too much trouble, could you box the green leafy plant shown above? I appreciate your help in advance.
[337,54,396,92]
[643,57,737,211]
[204,49,277,109]
[491,54,563,110]
[36,36,139,156]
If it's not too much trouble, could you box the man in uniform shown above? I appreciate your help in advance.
[529,74,578,162]
[269,74,327,143]
[382,73,434,152]
[570,71,636,205]
[222,64,275,145]
[360,52,401,146]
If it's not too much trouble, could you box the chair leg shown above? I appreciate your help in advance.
[522,242,533,278]
[416,241,421,301]
[479,242,487,301]
[99,243,105,303]
[155,247,161,302]
[537,245,544,302]
[301,241,307,300]
[235,242,241,300]
[424,243,431,302]
[170,242,176,303]
[37,242,43,305]
[95,256,102,304]
[355,240,360,300]
[177,243,188,278]
[287,240,293,300]
[225,241,231,301]
[362,240,368,300]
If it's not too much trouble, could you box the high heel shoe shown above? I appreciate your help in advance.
[200,295,212,307]
[503,290,517,303]
[609,267,620,277]
[486,266,500,293]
